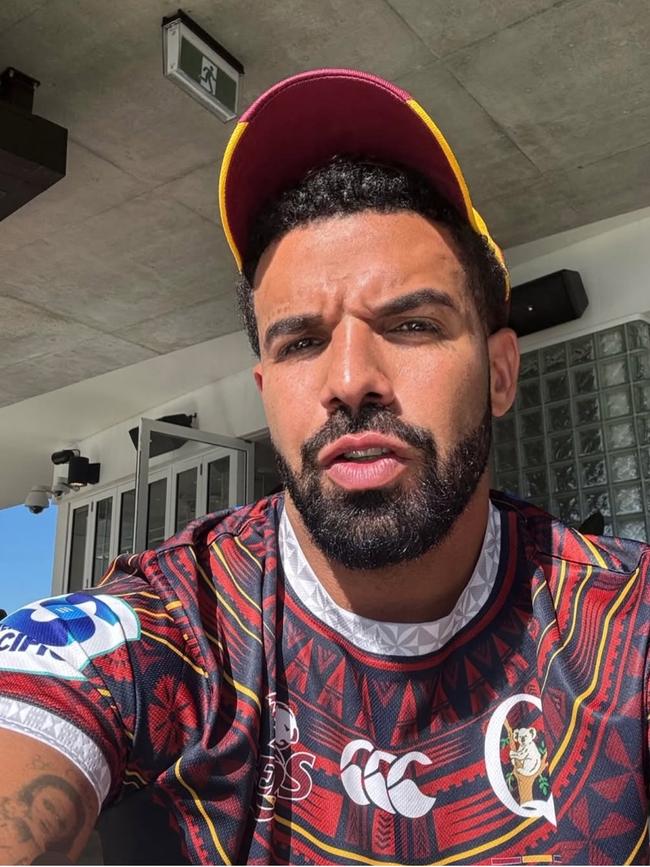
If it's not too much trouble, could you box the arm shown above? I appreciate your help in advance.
[0,569,207,865]
[0,730,97,866]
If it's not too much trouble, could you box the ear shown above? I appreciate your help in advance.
[487,327,519,419]
[529,727,537,740]
[253,361,264,395]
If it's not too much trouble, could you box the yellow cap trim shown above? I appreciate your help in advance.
[219,120,249,272]
[472,208,511,300]
[406,98,476,228]
[406,98,510,301]
[219,105,510,300]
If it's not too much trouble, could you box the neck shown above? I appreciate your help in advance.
[283,475,492,623]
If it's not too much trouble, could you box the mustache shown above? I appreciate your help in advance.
[300,405,436,468]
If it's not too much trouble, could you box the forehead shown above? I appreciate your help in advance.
[253,210,470,317]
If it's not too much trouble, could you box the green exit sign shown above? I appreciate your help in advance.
[162,11,244,122]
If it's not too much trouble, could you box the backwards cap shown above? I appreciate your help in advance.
[219,68,509,299]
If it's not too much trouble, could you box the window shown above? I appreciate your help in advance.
[118,489,135,555]
[493,319,650,540]
[253,437,282,499]
[175,467,197,532]
[92,496,113,584]
[207,457,230,512]
[62,439,249,591]
[146,478,168,548]
[68,506,89,592]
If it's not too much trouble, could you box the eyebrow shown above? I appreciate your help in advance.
[374,288,459,317]
[263,314,323,352]
[262,289,459,352]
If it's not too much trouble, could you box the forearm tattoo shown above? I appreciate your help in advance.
[0,774,85,865]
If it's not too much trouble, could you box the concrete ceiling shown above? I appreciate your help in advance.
[1,0,650,410]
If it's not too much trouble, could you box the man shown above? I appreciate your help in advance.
[0,776,85,863]
[0,68,648,865]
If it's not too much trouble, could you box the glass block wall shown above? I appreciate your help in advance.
[493,319,650,541]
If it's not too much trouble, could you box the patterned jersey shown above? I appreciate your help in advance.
[1,491,650,865]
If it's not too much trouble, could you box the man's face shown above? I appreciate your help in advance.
[29,786,77,848]
[253,210,511,569]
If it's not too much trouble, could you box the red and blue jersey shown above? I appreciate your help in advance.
[0,492,649,864]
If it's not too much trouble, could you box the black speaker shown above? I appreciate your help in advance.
[0,68,67,222]
[508,269,588,337]
[67,456,100,486]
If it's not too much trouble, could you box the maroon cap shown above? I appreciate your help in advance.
[219,68,508,295]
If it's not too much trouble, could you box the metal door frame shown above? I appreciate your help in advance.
[133,417,254,552]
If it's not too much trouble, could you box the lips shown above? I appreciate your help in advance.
[318,433,411,468]
[317,433,411,491]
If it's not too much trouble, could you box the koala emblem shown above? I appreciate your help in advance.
[272,701,299,748]
[485,694,555,826]
[509,727,542,777]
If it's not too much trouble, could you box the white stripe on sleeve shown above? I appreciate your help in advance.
[0,695,112,808]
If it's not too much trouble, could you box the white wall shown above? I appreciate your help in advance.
[67,368,265,487]
[508,205,650,353]
[0,328,258,512]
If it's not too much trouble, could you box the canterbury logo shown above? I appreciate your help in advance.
[340,739,436,818]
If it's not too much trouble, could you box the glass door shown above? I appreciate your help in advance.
[117,486,136,555]
[133,418,253,552]
[92,496,113,584]
[174,466,198,532]
[206,456,230,512]
[146,477,168,547]
[68,504,90,592]
[65,494,115,591]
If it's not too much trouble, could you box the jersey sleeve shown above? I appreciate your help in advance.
[0,553,209,810]
[642,550,650,774]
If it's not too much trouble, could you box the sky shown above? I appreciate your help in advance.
[0,503,58,616]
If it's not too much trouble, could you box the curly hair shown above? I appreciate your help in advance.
[237,157,509,356]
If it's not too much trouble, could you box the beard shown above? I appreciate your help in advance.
[274,399,493,571]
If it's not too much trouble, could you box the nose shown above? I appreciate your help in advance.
[319,319,395,415]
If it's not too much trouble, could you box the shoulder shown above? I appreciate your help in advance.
[135,495,284,613]
[491,490,650,582]
[156,493,283,559]
[99,494,283,589]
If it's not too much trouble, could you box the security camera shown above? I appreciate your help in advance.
[51,478,72,498]
[51,448,79,465]
[24,486,51,514]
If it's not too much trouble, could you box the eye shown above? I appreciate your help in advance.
[277,336,323,358]
[390,319,441,335]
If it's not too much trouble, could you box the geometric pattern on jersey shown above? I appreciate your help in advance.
[1,492,650,865]
[279,501,501,655]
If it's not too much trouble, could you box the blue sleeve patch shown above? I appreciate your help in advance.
[0,593,141,680]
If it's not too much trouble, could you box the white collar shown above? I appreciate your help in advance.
[278,501,501,657]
